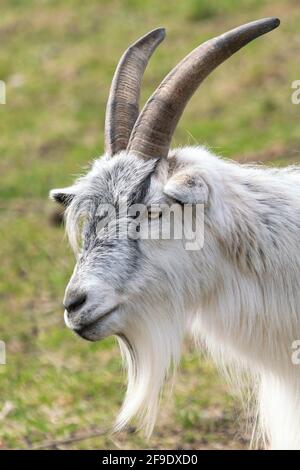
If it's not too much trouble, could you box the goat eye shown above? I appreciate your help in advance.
[147,209,162,220]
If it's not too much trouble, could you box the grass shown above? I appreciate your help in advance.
[0,0,299,449]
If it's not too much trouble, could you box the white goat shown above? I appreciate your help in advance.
[50,18,300,449]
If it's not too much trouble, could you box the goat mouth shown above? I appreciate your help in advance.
[73,306,118,341]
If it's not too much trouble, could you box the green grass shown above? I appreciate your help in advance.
[0,0,299,449]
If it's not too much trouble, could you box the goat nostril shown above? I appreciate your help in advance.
[64,293,87,313]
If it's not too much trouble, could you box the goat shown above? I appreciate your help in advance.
[50,18,300,449]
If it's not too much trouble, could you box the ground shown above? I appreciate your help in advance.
[0,0,299,449]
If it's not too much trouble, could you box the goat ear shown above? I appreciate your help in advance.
[163,170,209,204]
[49,187,76,207]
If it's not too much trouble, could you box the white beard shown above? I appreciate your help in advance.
[115,298,184,437]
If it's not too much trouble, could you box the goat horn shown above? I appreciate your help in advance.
[127,17,280,159]
[104,27,166,156]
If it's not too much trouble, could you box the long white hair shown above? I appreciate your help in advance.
[111,149,300,449]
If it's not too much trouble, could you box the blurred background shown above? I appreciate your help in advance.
[0,0,299,450]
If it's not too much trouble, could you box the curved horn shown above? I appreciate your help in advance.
[127,17,280,159]
[105,27,166,156]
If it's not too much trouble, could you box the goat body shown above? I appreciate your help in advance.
[174,147,300,449]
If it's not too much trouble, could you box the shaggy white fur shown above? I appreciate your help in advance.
[51,146,300,449]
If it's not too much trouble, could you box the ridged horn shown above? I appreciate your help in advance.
[104,27,166,156]
[127,18,280,159]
